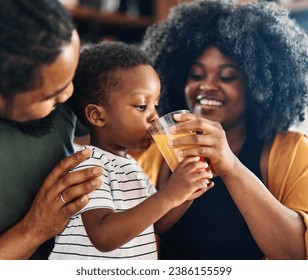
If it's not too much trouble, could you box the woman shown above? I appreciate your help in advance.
[138,0,308,259]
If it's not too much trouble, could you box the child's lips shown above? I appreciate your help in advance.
[144,132,153,143]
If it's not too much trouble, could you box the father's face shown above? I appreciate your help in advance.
[0,107,59,138]
[0,30,80,122]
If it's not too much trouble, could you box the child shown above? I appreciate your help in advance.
[49,42,213,260]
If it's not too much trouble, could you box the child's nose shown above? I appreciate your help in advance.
[148,110,158,124]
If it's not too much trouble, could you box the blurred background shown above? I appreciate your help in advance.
[58,0,308,45]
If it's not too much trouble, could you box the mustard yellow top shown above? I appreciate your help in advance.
[137,131,308,259]
[268,131,308,259]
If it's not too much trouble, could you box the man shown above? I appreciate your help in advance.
[0,0,102,259]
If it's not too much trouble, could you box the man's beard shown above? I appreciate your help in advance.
[0,108,59,138]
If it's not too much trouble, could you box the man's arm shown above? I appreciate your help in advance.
[0,149,102,259]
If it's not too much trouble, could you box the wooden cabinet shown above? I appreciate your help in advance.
[66,0,183,44]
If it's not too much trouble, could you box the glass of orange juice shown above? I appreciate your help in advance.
[148,110,199,171]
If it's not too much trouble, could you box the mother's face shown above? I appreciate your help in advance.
[184,46,247,131]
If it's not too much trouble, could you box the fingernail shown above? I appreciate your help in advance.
[168,141,174,148]
[173,114,181,119]
[81,149,91,156]
[93,167,103,174]
[81,195,88,203]
[176,150,184,157]
[202,179,210,185]
[91,178,101,187]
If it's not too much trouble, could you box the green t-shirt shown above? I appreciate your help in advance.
[0,104,77,259]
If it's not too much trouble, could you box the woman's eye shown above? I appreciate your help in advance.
[221,76,237,82]
[136,105,146,111]
[190,73,204,81]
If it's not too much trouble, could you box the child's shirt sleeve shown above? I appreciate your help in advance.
[70,147,115,213]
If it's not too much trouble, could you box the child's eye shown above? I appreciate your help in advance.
[136,105,146,111]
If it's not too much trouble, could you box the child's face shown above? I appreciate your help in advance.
[101,65,160,154]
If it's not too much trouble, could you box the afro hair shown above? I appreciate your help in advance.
[141,0,308,140]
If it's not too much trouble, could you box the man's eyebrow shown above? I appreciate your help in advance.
[44,82,70,100]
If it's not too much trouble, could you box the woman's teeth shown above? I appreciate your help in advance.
[199,98,222,107]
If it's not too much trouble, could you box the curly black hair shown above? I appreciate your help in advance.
[141,0,308,140]
[68,41,153,127]
[0,0,74,99]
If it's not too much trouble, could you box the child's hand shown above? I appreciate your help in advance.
[160,156,214,208]
[186,180,214,201]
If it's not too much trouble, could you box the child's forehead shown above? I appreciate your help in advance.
[107,65,160,99]
[111,65,155,83]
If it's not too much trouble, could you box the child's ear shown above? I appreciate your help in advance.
[85,104,106,127]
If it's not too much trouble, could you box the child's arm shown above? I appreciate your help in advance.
[81,156,210,252]
[154,164,214,234]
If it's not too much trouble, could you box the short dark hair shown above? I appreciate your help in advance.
[68,41,153,126]
[0,0,74,99]
[141,0,308,140]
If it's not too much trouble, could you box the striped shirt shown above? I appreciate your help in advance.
[49,146,157,260]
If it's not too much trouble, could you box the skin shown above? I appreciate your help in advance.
[80,65,213,252]
[0,30,103,259]
[0,30,80,122]
[164,46,306,259]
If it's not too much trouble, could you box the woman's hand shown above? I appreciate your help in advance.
[168,113,239,178]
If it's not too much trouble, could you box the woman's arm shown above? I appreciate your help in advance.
[169,113,306,259]
[220,160,306,260]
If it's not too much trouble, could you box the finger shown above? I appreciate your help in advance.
[179,145,220,164]
[207,181,215,189]
[182,159,210,172]
[174,134,217,157]
[187,183,210,201]
[172,112,197,122]
[60,195,90,217]
[56,167,103,194]
[170,115,215,134]
[187,186,208,201]
[176,146,205,158]
[176,156,201,169]
[169,130,217,150]
[194,167,213,178]
[191,170,213,182]
[195,178,214,191]
[59,177,101,205]
[47,149,93,183]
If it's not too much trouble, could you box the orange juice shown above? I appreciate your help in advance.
[152,133,198,171]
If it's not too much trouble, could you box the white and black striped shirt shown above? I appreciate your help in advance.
[49,146,157,260]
